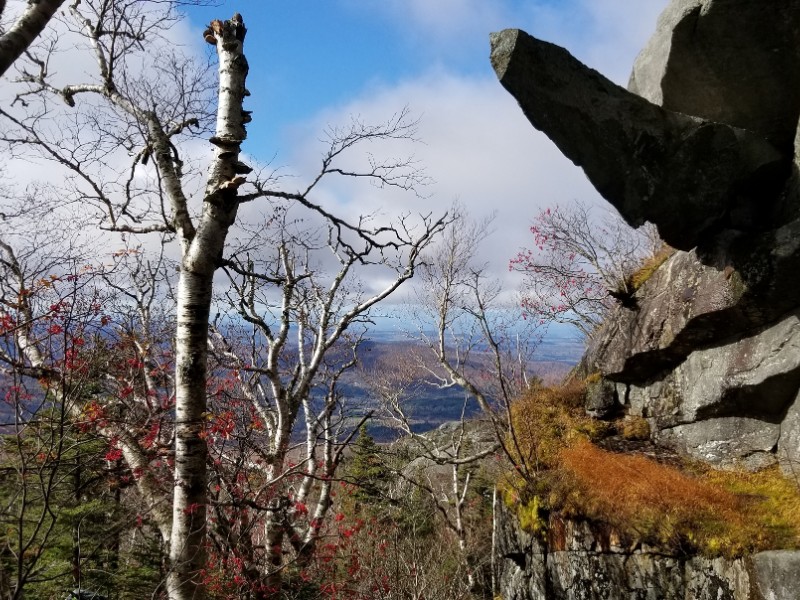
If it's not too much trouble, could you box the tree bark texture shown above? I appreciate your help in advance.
[167,14,249,600]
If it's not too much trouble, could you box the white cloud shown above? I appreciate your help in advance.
[1,0,671,307]
[356,0,666,84]
[353,0,515,47]
[266,1,670,299]
[576,0,666,83]
[272,71,599,297]
[0,1,214,263]
[504,0,665,84]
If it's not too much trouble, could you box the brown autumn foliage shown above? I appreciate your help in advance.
[506,378,800,558]
[509,379,607,473]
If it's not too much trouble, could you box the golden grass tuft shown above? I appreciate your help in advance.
[556,441,800,557]
[509,379,593,472]
[584,371,602,385]
[628,245,674,291]
[620,416,650,441]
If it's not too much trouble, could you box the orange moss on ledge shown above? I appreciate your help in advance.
[508,378,605,473]
[555,441,800,557]
[505,378,800,558]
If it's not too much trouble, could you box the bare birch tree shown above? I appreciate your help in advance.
[340,211,537,595]
[510,202,662,338]
[0,4,445,598]
[364,347,497,594]
[197,202,444,592]
[411,211,542,480]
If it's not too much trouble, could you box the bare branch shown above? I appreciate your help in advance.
[510,202,664,338]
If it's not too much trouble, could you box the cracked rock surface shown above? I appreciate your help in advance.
[494,502,800,600]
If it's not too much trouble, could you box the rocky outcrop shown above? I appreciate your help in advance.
[489,29,786,251]
[491,0,800,474]
[599,301,800,470]
[628,0,800,153]
[494,501,800,600]
[491,0,800,597]
[574,237,800,470]
[585,243,800,383]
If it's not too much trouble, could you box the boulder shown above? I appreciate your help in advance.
[493,497,547,600]
[683,557,751,600]
[777,392,800,476]
[655,418,780,469]
[590,263,800,469]
[489,28,787,250]
[547,550,683,600]
[587,249,746,381]
[587,226,800,386]
[629,0,800,153]
[611,309,800,420]
[584,378,618,419]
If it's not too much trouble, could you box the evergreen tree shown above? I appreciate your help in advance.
[347,425,390,505]
[0,406,162,600]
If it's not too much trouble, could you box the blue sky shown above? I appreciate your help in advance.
[181,1,665,165]
[0,0,667,314]
[172,2,667,293]
[185,3,423,147]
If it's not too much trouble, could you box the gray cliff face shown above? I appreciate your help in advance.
[490,0,800,474]
[578,0,800,476]
[628,0,800,153]
[494,502,800,600]
[585,249,800,472]
[490,0,800,597]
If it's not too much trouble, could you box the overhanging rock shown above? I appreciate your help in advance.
[629,0,800,153]
[489,28,786,251]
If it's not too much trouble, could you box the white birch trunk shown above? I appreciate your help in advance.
[166,14,250,600]
[0,0,66,77]
[491,487,498,598]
